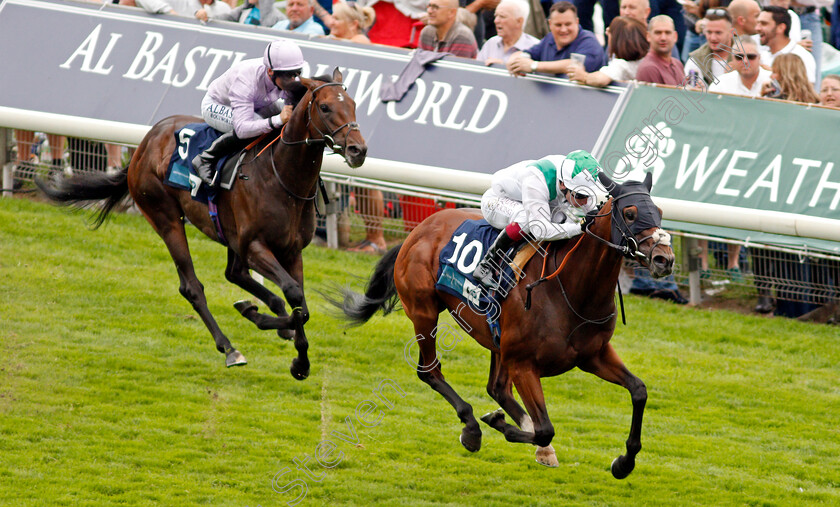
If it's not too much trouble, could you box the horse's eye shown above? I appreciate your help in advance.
[624,210,636,221]
[320,104,330,113]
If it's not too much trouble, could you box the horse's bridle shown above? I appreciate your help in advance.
[266,81,361,201]
[280,82,360,155]
[583,192,670,267]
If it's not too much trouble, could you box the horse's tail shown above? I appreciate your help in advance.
[35,168,130,229]
[325,243,403,326]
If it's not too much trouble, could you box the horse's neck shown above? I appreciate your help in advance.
[554,216,623,307]
[271,108,324,190]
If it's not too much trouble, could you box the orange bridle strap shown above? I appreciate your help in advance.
[253,125,286,159]
[539,234,585,282]
[525,233,584,310]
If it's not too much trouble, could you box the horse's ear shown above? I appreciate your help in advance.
[643,171,653,192]
[332,67,343,83]
[598,171,617,195]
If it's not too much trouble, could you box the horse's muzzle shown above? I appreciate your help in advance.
[648,250,675,279]
[344,142,367,168]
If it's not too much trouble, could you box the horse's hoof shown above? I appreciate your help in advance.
[480,408,506,427]
[234,300,258,316]
[277,328,295,341]
[611,455,635,479]
[535,445,559,468]
[225,349,248,368]
[290,358,310,381]
[459,427,482,453]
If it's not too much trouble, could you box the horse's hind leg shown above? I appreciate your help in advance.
[579,343,646,479]
[482,352,559,467]
[225,249,295,340]
[153,215,246,367]
[408,309,482,452]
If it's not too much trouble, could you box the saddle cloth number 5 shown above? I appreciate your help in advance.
[446,233,484,275]
[177,128,196,160]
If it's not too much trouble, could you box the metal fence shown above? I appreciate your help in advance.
[4,129,839,320]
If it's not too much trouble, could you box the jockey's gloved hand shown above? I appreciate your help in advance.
[269,113,285,130]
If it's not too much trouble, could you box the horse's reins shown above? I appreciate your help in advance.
[243,82,360,202]
[523,237,618,332]
[584,190,669,266]
[279,82,360,154]
[523,198,630,330]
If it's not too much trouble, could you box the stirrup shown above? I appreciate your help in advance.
[473,263,499,290]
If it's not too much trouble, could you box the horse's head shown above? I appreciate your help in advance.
[594,172,675,278]
[296,68,367,168]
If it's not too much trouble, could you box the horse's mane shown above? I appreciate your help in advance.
[285,81,309,109]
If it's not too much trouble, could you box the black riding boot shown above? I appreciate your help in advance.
[191,132,242,188]
[473,229,516,289]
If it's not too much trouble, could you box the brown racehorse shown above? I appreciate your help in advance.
[331,172,674,477]
[37,69,366,378]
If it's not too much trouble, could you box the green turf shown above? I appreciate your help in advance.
[1,197,839,506]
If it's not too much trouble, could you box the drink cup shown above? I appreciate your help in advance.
[569,53,586,83]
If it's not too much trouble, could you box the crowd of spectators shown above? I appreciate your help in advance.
[9,0,840,314]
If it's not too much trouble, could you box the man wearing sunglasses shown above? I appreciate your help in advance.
[473,150,604,289]
[708,35,771,97]
[192,39,306,188]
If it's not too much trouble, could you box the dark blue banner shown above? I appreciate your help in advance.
[0,0,626,174]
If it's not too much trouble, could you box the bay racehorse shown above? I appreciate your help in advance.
[37,69,366,378]
[331,172,674,476]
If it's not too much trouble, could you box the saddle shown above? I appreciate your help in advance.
[164,123,245,200]
[435,219,543,348]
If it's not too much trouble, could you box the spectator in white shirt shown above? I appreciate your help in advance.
[767,0,801,41]
[477,0,539,64]
[757,5,816,83]
[709,35,772,96]
[568,16,649,86]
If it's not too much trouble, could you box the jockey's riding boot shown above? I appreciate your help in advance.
[191,132,241,188]
[473,229,516,289]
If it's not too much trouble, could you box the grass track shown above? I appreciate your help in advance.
[1,197,839,506]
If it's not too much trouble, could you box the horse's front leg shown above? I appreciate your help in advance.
[245,242,310,380]
[488,365,554,450]
[282,252,310,381]
[482,352,559,467]
[579,343,646,479]
[225,248,295,340]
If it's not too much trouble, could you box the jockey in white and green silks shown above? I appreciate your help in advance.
[473,150,604,289]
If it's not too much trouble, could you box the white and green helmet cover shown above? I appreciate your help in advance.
[558,150,601,195]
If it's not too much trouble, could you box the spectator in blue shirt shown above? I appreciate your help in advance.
[273,0,326,35]
[507,1,606,78]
